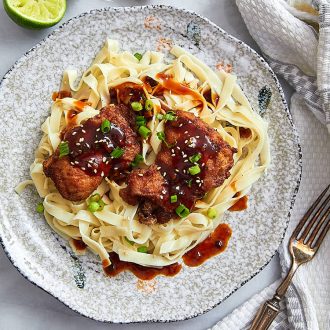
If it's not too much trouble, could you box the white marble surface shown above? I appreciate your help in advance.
[0,1,293,329]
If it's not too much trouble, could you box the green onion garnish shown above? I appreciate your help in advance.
[138,125,151,139]
[137,246,148,253]
[134,52,143,61]
[125,237,135,245]
[170,195,178,203]
[101,119,111,133]
[59,141,69,158]
[156,114,164,120]
[164,111,177,121]
[88,201,100,213]
[98,199,106,211]
[157,131,165,141]
[111,147,124,158]
[207,208,217,219]
[188,164,201,176]
[145,99,154,111]
[189,153,202,164]
[89,193,101,203]
[36,202,44,213]
[136,115,146,127]
[175,204,190,218]
[131,101,143,112]
[186,179,192,187]
[131,154,144,167]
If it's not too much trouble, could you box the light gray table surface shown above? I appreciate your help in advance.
[0,1,294,329]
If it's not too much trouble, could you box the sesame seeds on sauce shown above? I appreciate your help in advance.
[63,116,126,177]
[156,115,219,210]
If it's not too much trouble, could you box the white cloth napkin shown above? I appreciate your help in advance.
[212,1,330,329]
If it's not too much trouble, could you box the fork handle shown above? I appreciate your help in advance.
[249,295,281,330]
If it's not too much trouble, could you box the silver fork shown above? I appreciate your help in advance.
[250,185,330,330]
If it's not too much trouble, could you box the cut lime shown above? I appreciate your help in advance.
[3,0,66,29]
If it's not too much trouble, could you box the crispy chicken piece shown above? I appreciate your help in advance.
[121,110,236,225]
[44,104,140,202]
[43,153,103,201]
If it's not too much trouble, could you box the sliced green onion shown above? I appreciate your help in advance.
[156,114,164,120]
[59,141,69,158]
[101,119,111,133]
[137,246,148,253]
[134,52,142,61]
[138,125,151,139]
[111,147,124,158]
[125,237,134,245]
[157,131,165,141]
[36,202,44,213]
[175,204,190,218]
[164,111,177,121]
[145,99,154,111]
[88,201,100,213]
[188,164,201,176]
[131,101,143,112]
[189,153,202,164]
[131,154,144,167]
[98,199,106,211]
[89,193,101,203]
[135,115,146,127]
[170,195,178,203]
[207,208,217,219]
[186,179,192,188]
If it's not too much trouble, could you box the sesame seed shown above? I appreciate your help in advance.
[157,166,161,170]
[102,157,107,162]
[72,131,77,136]
[87,164,92,168]
[175,169,179,173]
[176,186,180,190]
[81,167,86,170]
[184,159,188,162]
[94,169,97,174]
[74,161,79,164]
[202,163,205,167]
[163,172,167,176]
[79,138,84,142]
[76,142,80,146]
[184,140,188,144]
[96,128,100,132]
[82,129,86,133]
[196,179,201,183]
[70,162,74,165]
[171,154,175,157]
[138,173,144,177]
[184,131,188,134]
[183,170,186,174]
[86,143,90,148]
[179,123,183,127]
[176,146,181,150]
[160,195,164,200]
[106,161,109,165]
[196,136,200,138]
[183,154,187,158]
[171,149,175,153]
[101,171,104,177]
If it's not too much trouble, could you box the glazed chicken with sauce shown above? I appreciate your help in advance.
[120,110,236,225]
[43,104,140,201]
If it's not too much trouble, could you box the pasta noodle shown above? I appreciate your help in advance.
[19,39,270,267]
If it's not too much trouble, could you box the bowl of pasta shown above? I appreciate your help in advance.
[0,5,301,323]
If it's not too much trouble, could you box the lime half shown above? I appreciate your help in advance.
[3,0,66,29]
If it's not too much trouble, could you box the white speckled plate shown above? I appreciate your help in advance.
[0,5,301,323]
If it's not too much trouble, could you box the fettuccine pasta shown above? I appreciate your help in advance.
[18,39,270,268]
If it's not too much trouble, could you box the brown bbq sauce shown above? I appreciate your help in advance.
[63,116,126,177]
[109,82,145,105]
[157,115,220,210]
[229,195,248,211]
[103,252,182,280]
[52,90,72,101]
[183,224,232,267]
[239,127,252,139]
[72,239,87,252]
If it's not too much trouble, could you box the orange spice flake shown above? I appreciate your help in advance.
[144,15,162,31]
[136,279,157,293]
[156,37,173,52]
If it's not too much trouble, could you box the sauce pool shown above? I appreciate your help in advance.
[182,224,232,267]
[229,195,248,211]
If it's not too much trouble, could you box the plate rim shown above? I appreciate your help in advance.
[0,4,303,324]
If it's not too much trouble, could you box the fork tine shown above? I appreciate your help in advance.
[291,185,329,240]
[300,193,330,241]
[312,218,330,251]
[307,206,330,246]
